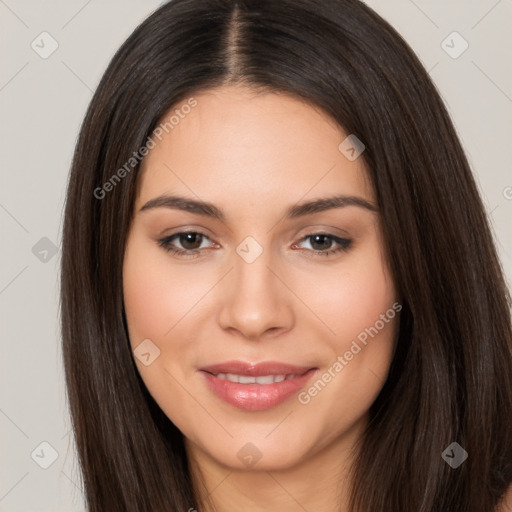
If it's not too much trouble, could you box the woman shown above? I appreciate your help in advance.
[60,0,512,510]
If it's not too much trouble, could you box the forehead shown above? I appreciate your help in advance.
[135,85,373,210]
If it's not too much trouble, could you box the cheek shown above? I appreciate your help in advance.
[297,241,398,414]
[123,250,169,346]
[123,234,209,347]
[122,234,202,428]
[312,239,396,348]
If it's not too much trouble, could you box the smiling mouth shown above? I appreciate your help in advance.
[199,360,314,376]
[205,372,304,384]
[199,362,318,411]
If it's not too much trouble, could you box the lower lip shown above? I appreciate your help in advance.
[200,369,318,411]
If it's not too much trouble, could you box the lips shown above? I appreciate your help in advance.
[199,360,318,411]
[200,360,313,377]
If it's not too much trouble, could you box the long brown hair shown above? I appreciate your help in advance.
[60,0,512,510]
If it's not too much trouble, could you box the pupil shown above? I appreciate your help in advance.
[181,233,201,250]
[312,235,331,250]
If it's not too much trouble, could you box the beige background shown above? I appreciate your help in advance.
[1,0,511,510]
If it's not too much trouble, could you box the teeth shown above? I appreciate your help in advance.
[213,373,298,384]
[254,375,275,384]
[239,375,256,384]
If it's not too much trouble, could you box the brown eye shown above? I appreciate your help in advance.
[293,233,353,257]
[158,231,214,257]
[175,232,204,250]
[309,234,336,251]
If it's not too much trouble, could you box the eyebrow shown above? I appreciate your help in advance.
[139,193,378,220]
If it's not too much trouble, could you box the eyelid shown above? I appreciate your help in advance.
[293,232,352,254]
[157,228,353,258]
[158,230,217,250]
[295,224,352,239]
[157,224,216,239]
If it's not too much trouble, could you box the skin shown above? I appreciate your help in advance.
[123,85,400,512]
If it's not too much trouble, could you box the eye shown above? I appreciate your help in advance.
[292,232,353,257]
[157,231,353,258]
[158,231,215,258]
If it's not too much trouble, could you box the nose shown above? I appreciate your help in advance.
[218,245,295,341]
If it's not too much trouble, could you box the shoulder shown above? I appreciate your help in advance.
[496,482,512,512]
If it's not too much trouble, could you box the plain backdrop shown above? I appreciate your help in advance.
[1,1,511,510]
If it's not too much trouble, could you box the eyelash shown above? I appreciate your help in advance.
[157,231,353,259]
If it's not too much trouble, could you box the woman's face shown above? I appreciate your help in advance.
[123,85,400,471]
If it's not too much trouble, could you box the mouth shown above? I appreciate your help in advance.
[199,361,318,411]
[206,373,303,384]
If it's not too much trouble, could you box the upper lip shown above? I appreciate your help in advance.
[200,360,315,377]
